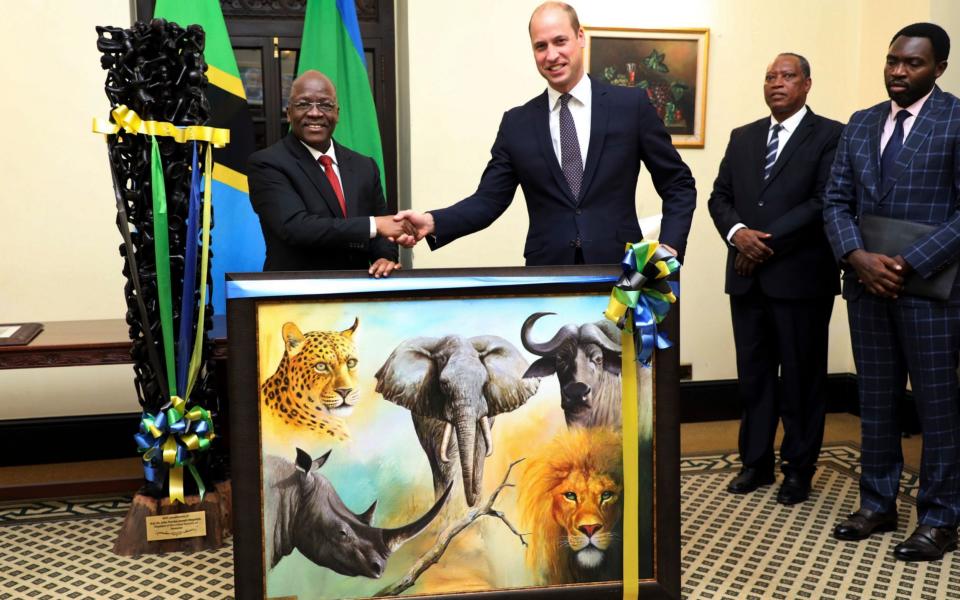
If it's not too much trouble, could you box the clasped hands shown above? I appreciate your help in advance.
[846,248,911,299]
[731,228,774,277]
[374,210,435,249]
[368,211,436,278]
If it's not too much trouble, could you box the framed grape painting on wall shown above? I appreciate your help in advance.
[584,28,709,148]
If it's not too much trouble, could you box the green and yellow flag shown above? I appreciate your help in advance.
[153,0,261,315]
[298,0,385,191]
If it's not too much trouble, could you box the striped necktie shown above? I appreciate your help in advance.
[763,123,783,180]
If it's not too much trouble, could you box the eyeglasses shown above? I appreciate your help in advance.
[290,100,338,113]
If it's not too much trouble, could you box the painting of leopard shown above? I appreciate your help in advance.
[260,318,362,440]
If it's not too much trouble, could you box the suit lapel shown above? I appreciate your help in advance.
[749,119,769,185]
[533,91,577,205]
[879,87,942,201]
[580,77,608,205]
[864,105,886,200]
[760,111,816,193]
[287,134,345,218]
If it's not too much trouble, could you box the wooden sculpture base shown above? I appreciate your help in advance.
[113,480,232,556]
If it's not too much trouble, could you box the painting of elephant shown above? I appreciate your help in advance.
[375,335,539,507]
[264,447,452,575]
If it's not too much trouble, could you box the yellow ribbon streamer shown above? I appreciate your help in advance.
[92,105,230,147]
[168,465,185,505]
[621,327,640,600]
[186,144,214,398]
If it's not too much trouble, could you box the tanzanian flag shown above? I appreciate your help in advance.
[299,0,385,192]
[153,0,262,315]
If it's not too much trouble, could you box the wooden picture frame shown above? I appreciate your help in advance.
[228,266,680,599]
[584,27,710,148]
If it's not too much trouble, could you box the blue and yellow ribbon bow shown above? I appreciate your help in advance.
[134,395,216,504]
[604,241,680,366]
[607,240,680,599]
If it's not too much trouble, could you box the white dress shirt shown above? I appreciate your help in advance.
[726,106,809,243]
[547,75,592,168]
[880,88,933,154]
[301,139,376,238]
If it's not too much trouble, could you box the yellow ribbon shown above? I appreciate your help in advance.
[168,465,185,505]
[186,144,214,398]
[621,327,640,600]
[161,435,179,467]
[92,105,230,147]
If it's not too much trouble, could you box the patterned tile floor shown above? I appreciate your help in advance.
[0,500,234,599]
[681,442,959,600]
[0,443,952,600]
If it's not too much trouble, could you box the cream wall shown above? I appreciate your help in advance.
[399,0,947,381]
[0,0,136,419]
[0,1,951,419]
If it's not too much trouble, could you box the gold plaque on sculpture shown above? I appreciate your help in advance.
[145,511,207,541]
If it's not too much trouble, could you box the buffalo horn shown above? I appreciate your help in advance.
[520,312,578,356]
[579,323,622,354]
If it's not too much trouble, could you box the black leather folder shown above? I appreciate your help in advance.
[860,214,960,300]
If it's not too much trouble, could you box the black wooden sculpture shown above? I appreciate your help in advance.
[96,19,224,501]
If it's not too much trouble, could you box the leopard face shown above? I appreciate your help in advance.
[260,319,361,439]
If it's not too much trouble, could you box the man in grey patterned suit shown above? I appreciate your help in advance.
[824,23,960,562]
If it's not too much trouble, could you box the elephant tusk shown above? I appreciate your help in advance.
[439,422,453,463]
[480,416,493,457]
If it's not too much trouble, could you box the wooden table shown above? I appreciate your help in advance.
[0,316,229,496]
[0,317,227,369]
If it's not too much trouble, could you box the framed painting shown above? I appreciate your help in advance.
[584,27,709,148]
[228,266,680,600]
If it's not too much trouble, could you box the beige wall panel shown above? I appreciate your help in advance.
[0,1,134,419]
[3,1,956,420]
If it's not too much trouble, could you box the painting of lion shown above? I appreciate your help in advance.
[517,426,623,584]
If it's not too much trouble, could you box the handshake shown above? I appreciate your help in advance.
[374,210,436,249]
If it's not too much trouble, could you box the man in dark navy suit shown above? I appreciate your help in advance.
[825,23,960,561]
[394,1,696,265]
[708,53,842,506]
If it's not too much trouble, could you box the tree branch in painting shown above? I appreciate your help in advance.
[376,458,528,597]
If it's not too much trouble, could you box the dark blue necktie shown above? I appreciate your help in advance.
[763,123,782,180]
[881,110,911,181]
[559,94,583,199]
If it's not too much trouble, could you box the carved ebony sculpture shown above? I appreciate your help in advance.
[96,19,223,497]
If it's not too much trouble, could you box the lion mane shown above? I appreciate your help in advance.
[517,427,623,584]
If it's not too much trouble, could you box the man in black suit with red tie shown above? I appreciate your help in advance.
[248,70,406,277]
[708,53,843,505]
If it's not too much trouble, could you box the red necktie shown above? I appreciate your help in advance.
[318,155,347,217]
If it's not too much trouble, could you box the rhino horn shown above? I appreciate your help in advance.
[381,482,453,552]
[357,500,377,525]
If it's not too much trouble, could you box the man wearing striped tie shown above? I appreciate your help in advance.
[707,53,844,506]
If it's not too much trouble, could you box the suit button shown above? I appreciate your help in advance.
[758,201,765,207]
[569,240,576,247]
[575,209,582,215]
